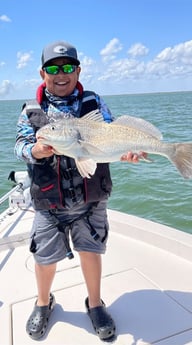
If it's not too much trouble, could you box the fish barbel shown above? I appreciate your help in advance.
[36,110,192,179]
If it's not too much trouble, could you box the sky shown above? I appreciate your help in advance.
[0,0,192,100]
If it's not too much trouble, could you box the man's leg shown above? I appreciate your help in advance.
[79,251,102,307]
[79,251,116,340]
[26,262,56,339]
[35,262,56,305]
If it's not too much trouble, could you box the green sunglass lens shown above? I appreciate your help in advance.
[45,66,59,74]
[62,64,75,73]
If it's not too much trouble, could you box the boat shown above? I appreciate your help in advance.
[1,171,192,345]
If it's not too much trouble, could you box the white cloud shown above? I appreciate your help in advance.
[100,38,123,62]
[78,55,96,83]
[23,79,41,89]
[80,55,95,68]
[97,39,192,84]
[98,58,145,82]
[17,51,33,69]
[155,40,192,64]
[1,39,192,99]
[0,80,13,96]
[128,43,149,58]
[147,40,192,78]
[0,14,11,22]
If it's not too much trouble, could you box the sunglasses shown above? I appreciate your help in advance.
[43,64,77,75]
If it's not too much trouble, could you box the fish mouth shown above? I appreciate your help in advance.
[36,135,45,141]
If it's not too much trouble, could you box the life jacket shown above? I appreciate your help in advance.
[25,83,112,210]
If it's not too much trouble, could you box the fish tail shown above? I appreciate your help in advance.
[168,143,192,179]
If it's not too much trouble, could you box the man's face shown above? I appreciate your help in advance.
[40,58,81,97]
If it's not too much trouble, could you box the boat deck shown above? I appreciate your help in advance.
[1,206,192,345]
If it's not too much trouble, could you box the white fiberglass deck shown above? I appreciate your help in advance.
[1,206,192,345]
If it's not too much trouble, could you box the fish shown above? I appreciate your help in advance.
[36,110,192,179]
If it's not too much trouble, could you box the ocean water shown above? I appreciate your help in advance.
[0,92,191,234]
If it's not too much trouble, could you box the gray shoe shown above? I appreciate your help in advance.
[85,297,116,341]
[26,293,55,340]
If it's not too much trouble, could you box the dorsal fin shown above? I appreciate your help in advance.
[112,115,163,140]
[82,110,104,122]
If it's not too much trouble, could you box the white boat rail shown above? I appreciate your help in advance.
[0,183,23,206]
[0,170,31,208]
[0,171,32,252]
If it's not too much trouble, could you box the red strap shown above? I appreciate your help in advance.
[36,81,84,104]
[76,81,83,95]
[36,82,46,104]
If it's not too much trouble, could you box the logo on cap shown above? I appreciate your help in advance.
[53,45,68,54]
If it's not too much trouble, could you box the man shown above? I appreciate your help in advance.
[15,40,141,341]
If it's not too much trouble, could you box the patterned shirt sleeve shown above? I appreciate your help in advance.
[14,108,37,163]
[95,94,114,123]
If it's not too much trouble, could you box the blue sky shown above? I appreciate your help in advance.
[0,0,192,99]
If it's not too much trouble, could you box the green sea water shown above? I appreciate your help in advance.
[0,92,191,234]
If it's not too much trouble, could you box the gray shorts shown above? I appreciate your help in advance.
[29,201,109,265]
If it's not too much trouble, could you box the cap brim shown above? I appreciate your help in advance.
[42,57,80,68]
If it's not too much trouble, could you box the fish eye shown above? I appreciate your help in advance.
[51,126,55,130]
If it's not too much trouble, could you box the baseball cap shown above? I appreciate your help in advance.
[41,41,80,67]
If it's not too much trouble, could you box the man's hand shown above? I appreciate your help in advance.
[31,141,54,159]
[120,151,148,163]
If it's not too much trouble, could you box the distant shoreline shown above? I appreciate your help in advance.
[0,90,192,102]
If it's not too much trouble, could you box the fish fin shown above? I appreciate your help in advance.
[75,158,97,178]
[52,148,63,155]
[168,143,192,179]
[82,110,104,122]
[139,153,154,162]
[112,115,163,140]
[79,140,105,155]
